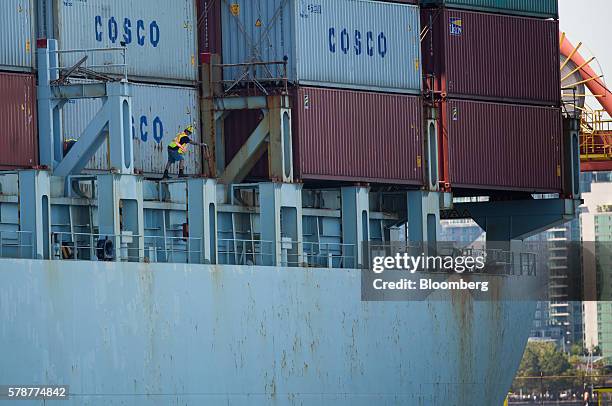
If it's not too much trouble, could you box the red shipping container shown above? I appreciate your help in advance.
[224,87,424,185]
[293,87,423,185]
[421,8,560,106]
[197,0,222,55]
[445,99,562,192]
[0,71,38,170]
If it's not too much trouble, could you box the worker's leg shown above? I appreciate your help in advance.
[178,159,186,178]
[163,149,175,179]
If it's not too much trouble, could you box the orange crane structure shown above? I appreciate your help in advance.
[560,33,612,172]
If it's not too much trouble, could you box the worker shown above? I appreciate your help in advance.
[163,125,208,179]
[63,138,78,156]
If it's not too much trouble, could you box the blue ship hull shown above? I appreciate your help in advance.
[0,259,534,405]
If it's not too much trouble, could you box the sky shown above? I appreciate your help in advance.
[559,0,611,94]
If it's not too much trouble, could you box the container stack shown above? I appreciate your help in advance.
[0,0,38,170]
[41,0,203,175]
[217,0,425,185]
[420,0,562,193]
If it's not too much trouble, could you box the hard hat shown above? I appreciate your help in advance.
[185,124,194,133]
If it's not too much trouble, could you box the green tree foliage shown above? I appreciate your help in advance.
[512,342,609,396]
[511,342,573,394]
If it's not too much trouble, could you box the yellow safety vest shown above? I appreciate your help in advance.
[169,132,189,154]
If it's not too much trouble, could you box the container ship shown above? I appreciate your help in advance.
[0,0,581,404]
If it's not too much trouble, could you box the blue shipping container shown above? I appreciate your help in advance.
[221,0,422,94]
[0,0,35,71]
[47,0,197,83]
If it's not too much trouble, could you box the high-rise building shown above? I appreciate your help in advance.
[440,215,583,349]
[528,218,582,350]
[581,175,612,361]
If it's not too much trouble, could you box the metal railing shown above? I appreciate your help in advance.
[144,235,203,264]
[214,60,289,96]
[50,46,128,83]
[461,247,537,276]
[0,230,34,259]
[51,232,202,264]
[579,107,612,161]
[294,241,357,268]
[217,238,357,268]
[218,238,275,266]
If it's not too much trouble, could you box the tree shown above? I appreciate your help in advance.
[512,342,573,395]
[570,342,584,356]
[539,343,571,376]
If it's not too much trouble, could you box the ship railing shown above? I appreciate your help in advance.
[461,247,537,276]
[51,232,202,264]
[143,235,203,264]
[217,238,356,268]
[218,238,275,266]
[0,230,34,259]
[289,241,357,269]
[50,46,128,83]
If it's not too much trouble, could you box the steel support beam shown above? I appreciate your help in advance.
[407,191,441,243]
[268,95,293,182]
[51,83,108,99]
[221,114,269,184]
[259,183,303,266]
[187,178,218,264]
[201,54,223,177]
[97,174,144,262]
[18,170,52,259]
[210,93,292,184]
[341,186,370,268]
[425,106,440,191]
[201,98,226,177]
[54,104,110,176]
[106,82,134,174]
[37,39,63,168]
[563,117,581,198]
[37,39,133,176]
[214,96,268,111]
[455,199,580,241]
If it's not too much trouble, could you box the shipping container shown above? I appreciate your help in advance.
[421,9,560,106]
[420,0,558,19]
[293,87,423,184]
[445,99,562,192]
[0,0,35,71]
[62,83,201,175]
[197,0,222,55]
[224,87,424,184]
[43,0,197,83]
[221,0,422,94]
[0,72,38,169]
